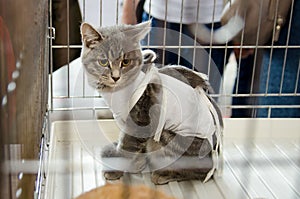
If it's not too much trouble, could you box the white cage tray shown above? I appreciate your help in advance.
[44,118,300,199]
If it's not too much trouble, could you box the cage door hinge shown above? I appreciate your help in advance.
[47,27,55,40]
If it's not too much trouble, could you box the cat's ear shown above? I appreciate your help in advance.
[81,23,103,49]
[123,20,151,41]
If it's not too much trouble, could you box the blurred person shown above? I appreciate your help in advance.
[122,0,294,118]
[122,0,230,94]
[220,0,292,117]
[122,0,265,118]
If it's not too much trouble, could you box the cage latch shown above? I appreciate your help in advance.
[48,27,56,40]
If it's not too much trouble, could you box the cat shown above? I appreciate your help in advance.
[80,20,223,185]
[75,183,177,199]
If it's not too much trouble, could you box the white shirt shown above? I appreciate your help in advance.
[143,0,224,24]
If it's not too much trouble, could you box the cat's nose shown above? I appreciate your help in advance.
[112,76,120,82]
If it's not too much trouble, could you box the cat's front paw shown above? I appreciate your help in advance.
[104,171,123,180]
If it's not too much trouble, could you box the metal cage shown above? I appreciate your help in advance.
[1,0,299,198]
[48,0,300,118]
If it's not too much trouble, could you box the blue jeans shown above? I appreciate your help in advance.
[257,0,300,118]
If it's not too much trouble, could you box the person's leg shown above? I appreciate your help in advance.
[258,48,300,117]
[52,0,82,70]
[257,0,300,117]
[231,49,263,118]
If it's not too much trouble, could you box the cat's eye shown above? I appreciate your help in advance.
[121,59,131,67]
[98,59,109,67]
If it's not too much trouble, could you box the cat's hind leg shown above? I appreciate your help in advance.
[150,155,212,184]
[147,130,213,185]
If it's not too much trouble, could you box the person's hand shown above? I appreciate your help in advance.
[233,43,254,59]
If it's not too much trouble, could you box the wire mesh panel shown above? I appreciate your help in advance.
[49,0,300,118]
[46,0,300,198]
[49,0,123,122]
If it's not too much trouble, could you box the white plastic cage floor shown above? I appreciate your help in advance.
[44,119,300,199]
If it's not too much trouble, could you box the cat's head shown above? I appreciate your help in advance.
[80,21,151,91]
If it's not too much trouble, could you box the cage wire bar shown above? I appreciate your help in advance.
[48,0,300,118]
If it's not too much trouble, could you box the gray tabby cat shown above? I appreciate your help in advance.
[80,20,223,185]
